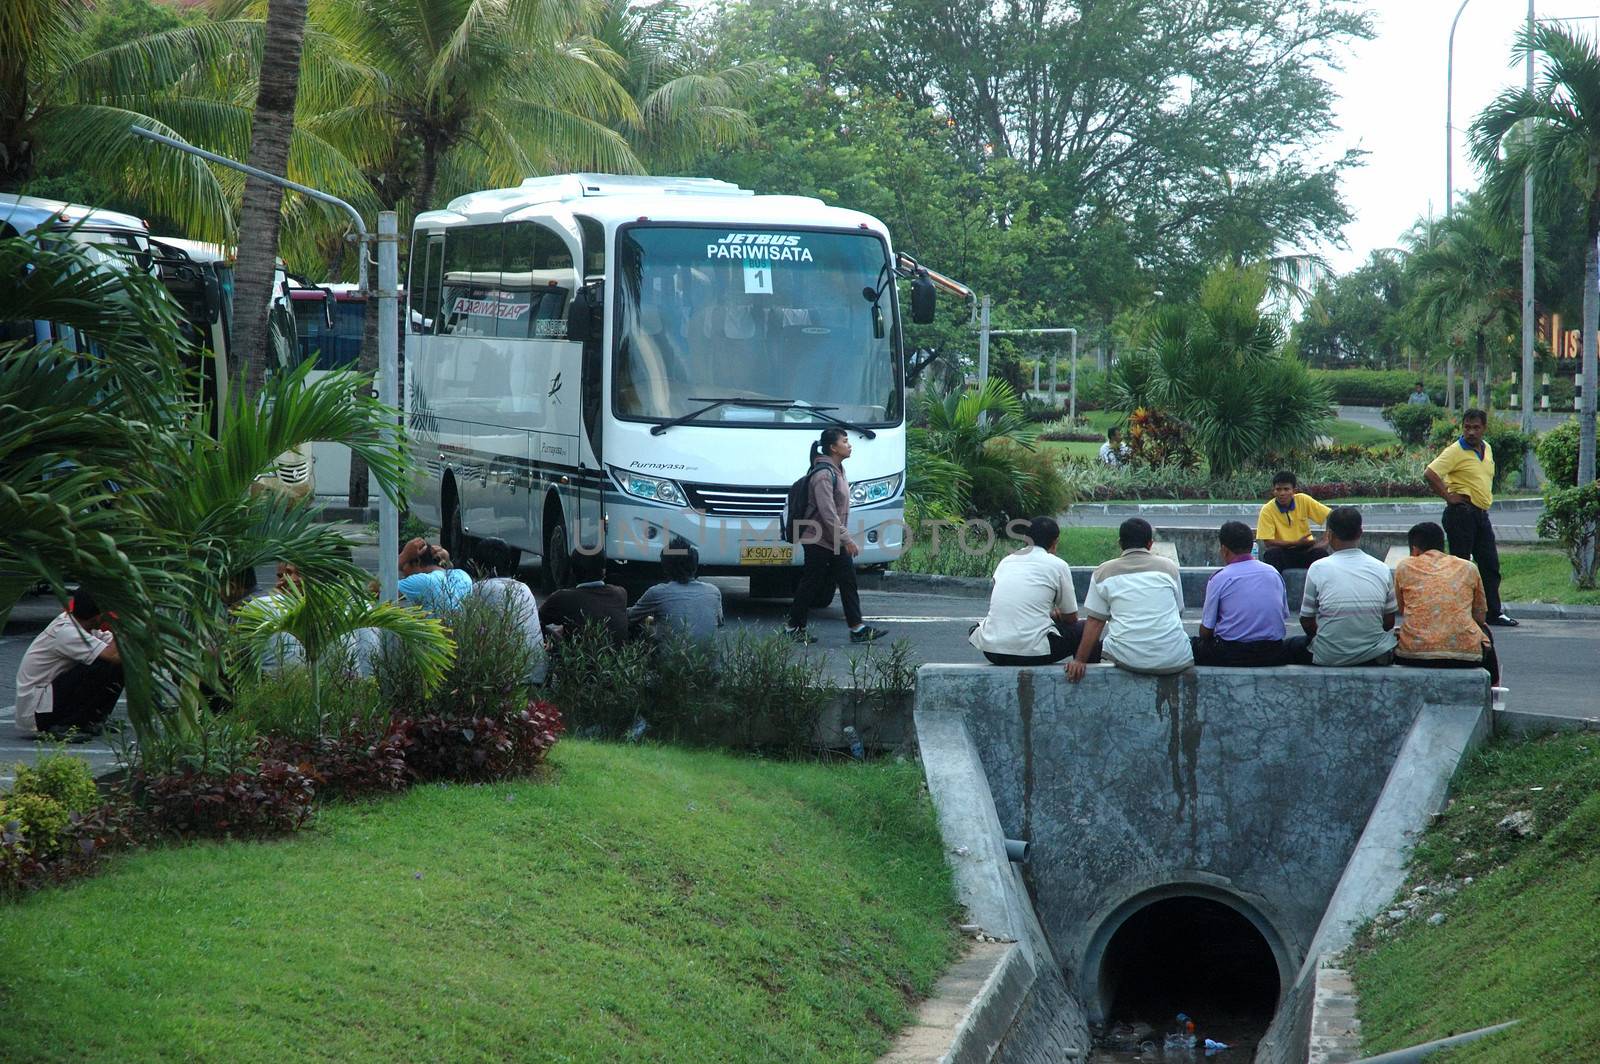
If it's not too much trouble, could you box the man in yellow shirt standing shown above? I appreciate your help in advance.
[1255,470,1331,572]
[1424,408,1516,627]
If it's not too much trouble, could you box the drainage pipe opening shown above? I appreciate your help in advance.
[1093,896,1280,1059]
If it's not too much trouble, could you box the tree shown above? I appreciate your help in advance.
[1113,265,1331,478]
[233,0,312,401]
[1471,22,1600,488]
[1292,252,1411,368]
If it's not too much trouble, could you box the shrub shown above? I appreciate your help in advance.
[716,630,833,755]
[0,794,71,855]
[375,593,537,721]
[12,755,100,816]
[1381,401,1439,445]
[1123,407,1200,469]
[260,727,410,800]
[1312,369,1445,406]
[1062,448,1433,501]
[1535,418,1580,487]
[544,621,656,737]
[1536,482,1600,590]
[232,656,388,744]
[138,759,317,839]
[0,797,139,894]
[635,634,723,743]
[395,700,564,783]
[975,440,1072,520]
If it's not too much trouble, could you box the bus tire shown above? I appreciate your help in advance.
[543,513,573,592]
[441,480,469,564]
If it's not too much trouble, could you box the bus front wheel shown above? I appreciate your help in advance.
[543,518,573,592]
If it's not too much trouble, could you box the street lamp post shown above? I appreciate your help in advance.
[1445,0,1475,413]
[1521,0,1537,483]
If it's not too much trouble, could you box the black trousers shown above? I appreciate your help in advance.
[1261,545,1328,572]
[789,544,862,629]
[980,620,1093,666]
[34,657,123,734]
[1191,635,1286,667]
[1282,635,1393,668]
[1396,643,1500,687]
[1442,502,1502,618]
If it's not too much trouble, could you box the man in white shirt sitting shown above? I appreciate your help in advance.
[14,589,124,740]
[969,516,1089,666]
[1065,517,1193,682]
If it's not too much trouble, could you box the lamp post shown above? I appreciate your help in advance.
[1445,0,1475,412]
[1520,0,1536,483]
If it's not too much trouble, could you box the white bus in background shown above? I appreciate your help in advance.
[405,173,951,593]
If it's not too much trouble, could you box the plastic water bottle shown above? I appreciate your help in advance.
[1251,540,1261,561]
[625,716,649,743]
[842,725,865,761]
[1165,1014,1197,1050]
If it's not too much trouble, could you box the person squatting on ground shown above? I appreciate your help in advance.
[398,537,472,616]
[968,516,1087,666]
[1393,521,1500,686]
[1255,470,1330,572]
[469,537,546,684]
[1191,521,1289,667]
[1064,518,1191,682]
[628,535,724,645]
[542,549,630,648]
[1425,408,1517,627]
[14,589,124,740]
[1286,506,1396,667]
[783,427,887,645]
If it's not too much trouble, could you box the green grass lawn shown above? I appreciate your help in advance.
[1039,438,1104,461]
[1348,733,1600,1061]
[0,743,961,1063]
[1499,548,1600,606]
[1323,419,1400,448]
[894,525,1120,578]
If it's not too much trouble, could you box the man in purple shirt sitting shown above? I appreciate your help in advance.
[1191,521,1289,667]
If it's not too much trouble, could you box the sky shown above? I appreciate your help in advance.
[1319,0,1597,274]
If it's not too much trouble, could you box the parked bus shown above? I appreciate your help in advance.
[2,193,311,497]
[405,173,950,592]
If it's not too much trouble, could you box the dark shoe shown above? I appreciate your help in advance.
[849,625,889,644]
[1487,613,1520,628]
[783,626,818,645]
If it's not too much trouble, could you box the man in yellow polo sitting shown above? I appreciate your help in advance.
[1425,408,1516,627]
[1255,470,1331,572]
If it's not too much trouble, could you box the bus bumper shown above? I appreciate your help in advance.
[602,501,907,570]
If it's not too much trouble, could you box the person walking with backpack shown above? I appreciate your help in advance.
[783,427,888,645]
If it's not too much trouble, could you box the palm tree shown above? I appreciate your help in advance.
[1472,22,1600,486]
[1399,200,1527,415]
[234,0,312,401]
[232,580,454,724]
[586,0,764,170]
[918,379,1043,518]
[308,0,643,221]
[1119,265,1330,477]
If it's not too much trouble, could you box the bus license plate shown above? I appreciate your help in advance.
[741,545,795,566]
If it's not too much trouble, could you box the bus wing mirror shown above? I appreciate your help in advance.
[567,280,604,343]
[320,288,336,329]
[910,274,937,324]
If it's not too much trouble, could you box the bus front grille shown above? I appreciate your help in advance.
[682,484,787,518]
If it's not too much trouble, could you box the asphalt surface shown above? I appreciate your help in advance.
[1335,404,1571,434]
[4,569,1597,787]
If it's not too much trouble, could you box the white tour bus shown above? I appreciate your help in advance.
[405,173,949,592]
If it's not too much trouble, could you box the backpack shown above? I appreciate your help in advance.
[780,464,838,543]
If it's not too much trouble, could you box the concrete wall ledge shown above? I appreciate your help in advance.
[879,941,1038,1064]
[1494,706,1600,738]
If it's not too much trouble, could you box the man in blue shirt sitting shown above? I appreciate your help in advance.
[1191,521,1289,667]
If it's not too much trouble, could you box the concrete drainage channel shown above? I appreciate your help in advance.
[887,664,1529,1064]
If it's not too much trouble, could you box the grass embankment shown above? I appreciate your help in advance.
[1348,733,1600,1061]
[895,525,1120,578]
[1499,548,1600,606]
[1323,419,1401,448]
[0,742,961,1063]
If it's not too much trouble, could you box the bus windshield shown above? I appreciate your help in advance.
[613,225,900,427]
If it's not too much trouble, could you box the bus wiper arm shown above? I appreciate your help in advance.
[783,403,877,440]
[649,396,796,435]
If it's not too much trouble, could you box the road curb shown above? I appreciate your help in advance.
[1065,499,1543,517]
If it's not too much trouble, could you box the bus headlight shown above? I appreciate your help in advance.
[613,467,687,507]
[850,473,901,505]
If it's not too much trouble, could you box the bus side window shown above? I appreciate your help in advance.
[438,224,503,337]
[503,220,577,339]
[409,233,444,334]
[577,216,605,281]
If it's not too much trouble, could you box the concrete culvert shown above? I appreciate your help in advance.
[1093,896,1281,1055]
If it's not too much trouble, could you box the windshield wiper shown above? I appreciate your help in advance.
[649,396,795,435]
[785,402,877,440]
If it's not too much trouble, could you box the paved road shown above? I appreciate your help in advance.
[5,574,1596,786]
[1336,404,1571,434]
